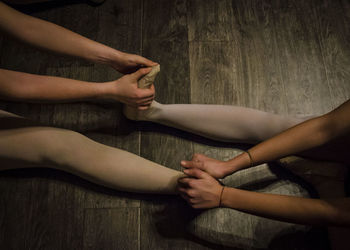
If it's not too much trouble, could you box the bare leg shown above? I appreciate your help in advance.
[124,102,310,144]
[0,111,183,194]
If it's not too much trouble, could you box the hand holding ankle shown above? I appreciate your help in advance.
[181,153,234,179]
[101,68,155,109]
[108,50,158,74]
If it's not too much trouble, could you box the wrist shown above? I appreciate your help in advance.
[220,186,232,208]
[220,187,241,209]
[218,186,225,207]
[94,81,118,101]
[91,44,121,66]
[226,152,251,172]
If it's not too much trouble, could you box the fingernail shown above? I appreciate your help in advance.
[181,161,186,165]
[183,169,189,174]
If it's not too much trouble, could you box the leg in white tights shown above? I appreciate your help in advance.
[124,101,310,144]
[0,110,183,194]
[0,102,311,195]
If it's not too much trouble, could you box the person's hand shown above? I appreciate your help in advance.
[177,168,224,209]
[102,67,155,109]
[181,153,233,179]
[111,51,158,74]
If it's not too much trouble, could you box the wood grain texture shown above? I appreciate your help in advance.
[83,208,139,250]
[189,41,244,105]
[231,0,288,113]
[0,0,349,249]
[312,0,350,108]
[272,0,333,115]
[187,0,237,42]
[0,169,69,250]
[139,1,201,249]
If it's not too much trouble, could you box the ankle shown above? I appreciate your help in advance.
[122,101,164,121]
[145,101,164,122]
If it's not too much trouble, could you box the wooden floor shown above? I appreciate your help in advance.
[0,0,349,249]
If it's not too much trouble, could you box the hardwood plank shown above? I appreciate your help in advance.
[312,0,350,108]
[47,208,85,250]
[0,169,51,250]
[42,0,143,209]
[189,41,244,105]
[139,1,206,249]
[141,0,190,104]
[187,0,237,42]
[83,208,139,250]
[272,0,332,115]
[96,0,142,53]
[231,0,288,113]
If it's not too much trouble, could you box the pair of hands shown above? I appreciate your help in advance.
[105,51,158,110]
[177,153,233,209]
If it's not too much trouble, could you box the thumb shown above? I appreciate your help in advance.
[181,160,206,171]
[131,67,152,81]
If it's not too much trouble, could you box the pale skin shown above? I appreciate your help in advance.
[0,1,158,109]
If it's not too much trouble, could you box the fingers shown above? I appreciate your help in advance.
[134,55,158,67]
[181,153,206,168]
[180,160,205,170]
[183,168,208,179]
[177,183,203,209]
[178,183,197,200]
[131,67,152,81]
[178,177,195,187]
[137,103,153,110]
[134,85,155,99]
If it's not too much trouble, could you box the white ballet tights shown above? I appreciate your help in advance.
[0,101,309,194]
[124,101,310,144]
[0,112,183,194]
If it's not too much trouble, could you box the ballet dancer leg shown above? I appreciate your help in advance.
[126,64,310,144]
[124,102,310,144]
[0,110,183,194]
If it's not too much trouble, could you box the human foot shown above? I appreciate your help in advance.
[138,64,160,88]
[123,101,162,121]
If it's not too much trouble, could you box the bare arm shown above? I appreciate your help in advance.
[0,68,155,108]
[221,186,350,227]
[227,100,350,172]
[0,1,157,73]
[178,168,350,227]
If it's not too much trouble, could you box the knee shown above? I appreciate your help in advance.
[36,128,88,167]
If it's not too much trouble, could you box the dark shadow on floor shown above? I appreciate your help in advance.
[6,0,104,14]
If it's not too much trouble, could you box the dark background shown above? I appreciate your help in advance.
[0,0,349,249]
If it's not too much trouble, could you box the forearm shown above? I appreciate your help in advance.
[221,187,350,227]
[0,2,119,64]
[225,100,350,173]
[224,115,330,173]
[0,68,110,102]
